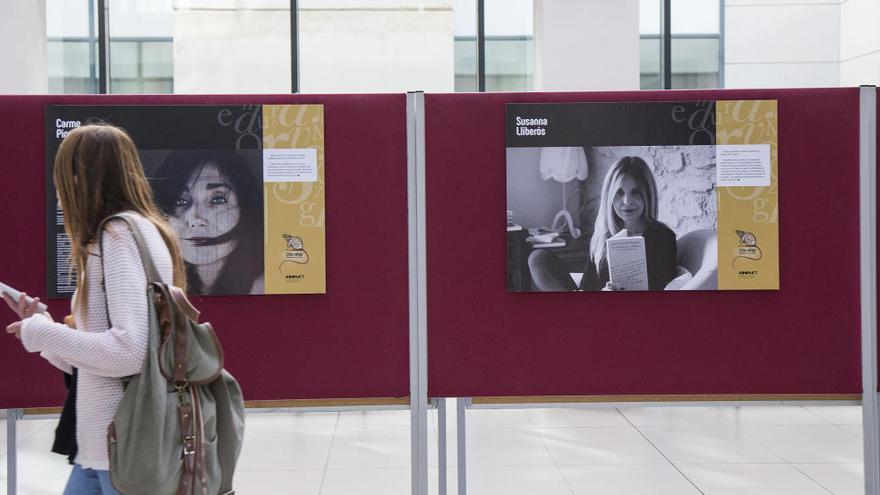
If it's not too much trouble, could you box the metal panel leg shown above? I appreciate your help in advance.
[7,409,22,495]
[860,85,879,495]
[434,399,447,495]
[407,90,429,495]
[866,393,880,495]
[457,398,470,495]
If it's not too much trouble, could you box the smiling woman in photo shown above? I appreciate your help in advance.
[154,150,264,295]
[581,155,677,291]
[529,156,677,291]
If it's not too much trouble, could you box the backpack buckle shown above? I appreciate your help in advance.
[183,435,197,456]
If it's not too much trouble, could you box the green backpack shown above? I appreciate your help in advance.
[99,215,245,495]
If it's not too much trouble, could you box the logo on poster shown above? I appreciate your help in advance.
[282,234,309,264]
[733,229,762,276]
[279,234,309,282]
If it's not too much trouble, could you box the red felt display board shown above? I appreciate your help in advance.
[0,94,410,408]
[426,88,862,398]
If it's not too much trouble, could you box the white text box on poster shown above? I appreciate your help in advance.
[716,144,771,187]
[263,148,318,182]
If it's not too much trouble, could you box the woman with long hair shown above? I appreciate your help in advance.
[529,156,677,291]
[154,150,263,295]
[3,124,186,494]
[581,155,676,291]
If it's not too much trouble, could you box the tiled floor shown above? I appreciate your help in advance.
[0,403,866,494]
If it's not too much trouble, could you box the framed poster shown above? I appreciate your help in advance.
[506,100,778,292]
[46,104,326,297]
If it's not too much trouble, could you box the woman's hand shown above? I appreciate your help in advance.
[3,292,49,320]
[6,321,22,339]
[601,282,623,291]
[3,293,53,342]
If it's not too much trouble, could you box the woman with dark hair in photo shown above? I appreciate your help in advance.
[154,150,264,295]
[529,156,677,291]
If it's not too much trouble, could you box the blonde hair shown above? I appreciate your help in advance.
[588,156,659,271]
[53,124,187,308]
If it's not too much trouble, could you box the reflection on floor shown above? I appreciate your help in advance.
[0,402,865,495]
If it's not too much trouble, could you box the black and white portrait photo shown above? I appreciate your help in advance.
[507,144,717,292]
[506,101,726,293]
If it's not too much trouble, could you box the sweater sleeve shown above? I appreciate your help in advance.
[20,221,150,378]
[39,350,74,374]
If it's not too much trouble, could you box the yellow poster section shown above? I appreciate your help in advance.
[716,100,779,290]
[262,105,326,294]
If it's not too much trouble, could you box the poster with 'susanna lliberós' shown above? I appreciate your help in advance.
[506,100,778,292]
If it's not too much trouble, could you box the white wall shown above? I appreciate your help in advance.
[534,0,640,91]
[173,8,292,93]
[840,0,880,85]
[299,5,455,93]
[172,0,455,93]
[724,0,840,88]
[0,0,48,93]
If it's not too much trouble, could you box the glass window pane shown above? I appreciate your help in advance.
[485,0,532,92]
[110,41,139,79]
[671,37,720,88]
[640,0,661,35]
[454,0,477,92]
[455,38,478,92]
[485,37,533,91]
[140,79,173,93]
[671,0,720,89]
[299,1,455,93]
[108,0,174,93]
[671,0,720,35]
[640,37,661,89]
[109,79,141,93]
[142,41,173,79]
[640,0,661,89]
[46,0,98,93]
[173,1,290,93]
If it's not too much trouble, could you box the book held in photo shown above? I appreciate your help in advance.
[605,230,648,291]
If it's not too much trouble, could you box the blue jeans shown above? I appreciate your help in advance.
[63,464,120,495]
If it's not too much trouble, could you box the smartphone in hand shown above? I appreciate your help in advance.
[0,281,48,314]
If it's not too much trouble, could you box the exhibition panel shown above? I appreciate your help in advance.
[426,88,862,398]
[0,94,411,407]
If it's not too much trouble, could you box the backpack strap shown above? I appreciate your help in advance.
[97,213,162,285]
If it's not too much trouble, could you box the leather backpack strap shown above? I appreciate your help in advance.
[176,388,197,495]
[96,214,164,405]
[97,213,162,285]
[154,283,191,386]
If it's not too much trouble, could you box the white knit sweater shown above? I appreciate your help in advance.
[21,212,172,470]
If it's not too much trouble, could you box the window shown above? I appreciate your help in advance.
[640,0,723,89]
[454,0,534,92]
[46,0,98,93]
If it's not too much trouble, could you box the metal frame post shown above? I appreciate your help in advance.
[6,409,23,495]
[96,0,108,94]
[861,85,879,495]
[290,0,299,93]
[433,398,447,495]
[407,91,429,495]
[718,0,725,88]
[457,397,471,495]
[476,0,486,92]
[660,0,672,89]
